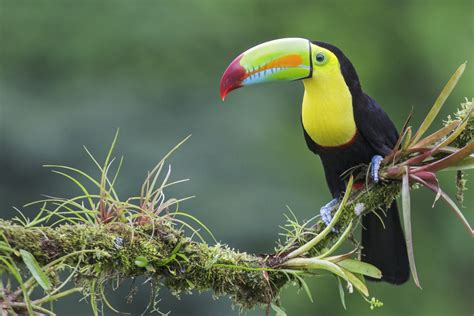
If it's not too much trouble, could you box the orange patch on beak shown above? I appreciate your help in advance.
[243,54,303,79]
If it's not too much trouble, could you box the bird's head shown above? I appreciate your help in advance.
[220,38,360,100]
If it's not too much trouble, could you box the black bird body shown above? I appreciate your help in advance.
[302,42,409,284]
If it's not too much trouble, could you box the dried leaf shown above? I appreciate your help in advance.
[440,155,474,171]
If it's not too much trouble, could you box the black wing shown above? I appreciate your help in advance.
[355,94,410,284]
[354,94,399,156]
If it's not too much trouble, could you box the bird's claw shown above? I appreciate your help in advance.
[370,155,384,183]
[320,198,338,232]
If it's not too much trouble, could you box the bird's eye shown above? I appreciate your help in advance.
[315,52,326,65]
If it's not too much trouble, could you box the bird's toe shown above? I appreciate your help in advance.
[370,155,384,183]
[320,198,338,229]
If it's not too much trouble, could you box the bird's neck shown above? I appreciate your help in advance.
[301,68,357,147]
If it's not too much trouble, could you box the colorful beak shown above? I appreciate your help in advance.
[220,38,312,100]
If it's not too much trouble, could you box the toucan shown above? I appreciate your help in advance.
[220,38,409,284]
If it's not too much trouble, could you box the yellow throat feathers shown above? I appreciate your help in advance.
[302,60,357,147]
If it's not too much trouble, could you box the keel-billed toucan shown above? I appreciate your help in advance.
[220,38,409,284]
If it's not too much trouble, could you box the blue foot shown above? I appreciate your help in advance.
[320,198,338,230]
[370,155,384,183]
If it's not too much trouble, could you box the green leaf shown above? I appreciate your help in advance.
[134,256,149,268]
[90,279,98,316]
[342,269,369,297]
[337,259,382,279]
[401,127,412,150]
[0,256,34,315]
[316,221,353,259]
[173,212,217,243]
[286,175,353,259]
[20,249,52,291]
[0,241,14,253]
[293,272,313,303]
[49,170,95,217]
[337,277,347,310]
[285,257,345,277]
[99,283,121,314]
[411,63,466,144]
[271,303,287,316]
[284,256,369,296]
[401,169,422,289]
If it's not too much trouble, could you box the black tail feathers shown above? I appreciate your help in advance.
[361,201,410,284]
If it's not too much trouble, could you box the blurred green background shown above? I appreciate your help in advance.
[1,1,473,315]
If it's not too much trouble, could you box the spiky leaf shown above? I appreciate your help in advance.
[412,63,466,144]
[401,169,422,289]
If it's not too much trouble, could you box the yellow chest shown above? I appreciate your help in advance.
[301,69,357,147]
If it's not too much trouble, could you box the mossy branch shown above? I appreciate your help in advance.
[0,180,402,312]
[0,219,284,310]
[0,84,472,313]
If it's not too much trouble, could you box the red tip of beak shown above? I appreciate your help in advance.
[220,54,246,101]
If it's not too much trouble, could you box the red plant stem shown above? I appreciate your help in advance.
[413,141,474,173]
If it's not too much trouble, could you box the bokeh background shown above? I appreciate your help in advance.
[1,1,473,315]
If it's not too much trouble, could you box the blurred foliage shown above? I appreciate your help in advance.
[0,1,473,315]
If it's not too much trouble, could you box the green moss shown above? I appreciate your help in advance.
[0,219,282,309]
[444,99,473,148]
